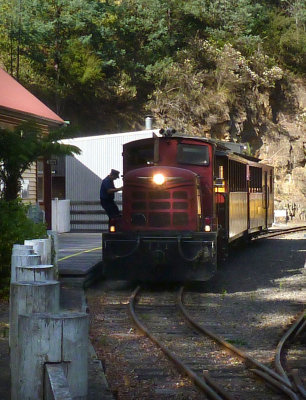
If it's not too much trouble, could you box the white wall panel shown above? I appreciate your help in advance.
[63,130,159,202]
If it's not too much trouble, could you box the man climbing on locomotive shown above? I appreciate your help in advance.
[100,169,123,219]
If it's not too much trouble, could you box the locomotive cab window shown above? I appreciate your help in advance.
[177,144,209,166]
[126,144,154,168]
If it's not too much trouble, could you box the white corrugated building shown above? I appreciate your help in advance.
[59,128,159,231]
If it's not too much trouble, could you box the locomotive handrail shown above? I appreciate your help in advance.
[109,236,140,259]
[177,235,206,262]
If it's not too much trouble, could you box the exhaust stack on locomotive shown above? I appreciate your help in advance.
[102,130,273,281]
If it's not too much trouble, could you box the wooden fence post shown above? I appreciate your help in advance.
[47,230,59,279]
[12,244,34,255]
[10,281,60,400]
[17,312,88,400]
[15,264,55,282]
[11,254,41,283]
[24,238,52,264]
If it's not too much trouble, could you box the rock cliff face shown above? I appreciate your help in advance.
[256,79,305,221]
[217,78,305,221]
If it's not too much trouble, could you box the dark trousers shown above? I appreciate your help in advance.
[100,199,120,219]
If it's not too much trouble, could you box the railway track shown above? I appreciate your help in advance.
[88,225,305,399]
[91,285,206,399]
[178,287,305,399]
[129,286,305,400]
[275,311,306,398]
[258,226,306,240]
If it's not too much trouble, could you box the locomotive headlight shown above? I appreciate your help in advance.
[153,173,165,185]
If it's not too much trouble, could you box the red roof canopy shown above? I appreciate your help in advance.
[0,67,64,125]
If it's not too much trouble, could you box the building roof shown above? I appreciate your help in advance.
[0,67,64,125]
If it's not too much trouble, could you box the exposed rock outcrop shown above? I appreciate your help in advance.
[257,79,306,221]
[203,78,305,220]
[204,78,305,220]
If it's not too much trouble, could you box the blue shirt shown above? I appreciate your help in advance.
[100,176,115,200]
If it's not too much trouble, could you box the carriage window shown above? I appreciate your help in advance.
[229,160,247,192]
[177,144,209,166]
[249,166,262,193]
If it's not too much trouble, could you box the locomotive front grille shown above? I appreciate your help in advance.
[132,191,146,199]
[173,191,188,199]
[173,213,188,225]
[149,191,170,199]
[149,202,170,209]
[149,213,171,227]
[130,190,190,228]
[173,202,188,209]
[132,201,146,210]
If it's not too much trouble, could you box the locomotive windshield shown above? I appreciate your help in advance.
[126,143,154,168]
[177,144,209,166]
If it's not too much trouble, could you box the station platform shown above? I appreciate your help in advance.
[58,232,104,289]
[58,232,102,275]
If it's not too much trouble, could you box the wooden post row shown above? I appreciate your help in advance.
[10,281,60,400]
[17,312,88,400]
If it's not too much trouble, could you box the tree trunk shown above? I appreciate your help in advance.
[3,173,21,201]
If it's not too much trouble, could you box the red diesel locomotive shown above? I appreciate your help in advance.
[102,129,274,281]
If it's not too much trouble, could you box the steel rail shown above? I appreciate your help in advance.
[128,286,235,400]
[267,227,306,234]
[294,319,306,340]
[291,370,306,398]
[275,311,306,397]
[256,226,306,241]
[250,369,300,400]
[177,286,300,400]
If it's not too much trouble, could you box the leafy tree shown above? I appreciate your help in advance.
[0,199,47,295]
[148,38,284,140]
[0,122,80,201]
[263,8,306,73]
[0,0,304,131]
[0,0,106,112]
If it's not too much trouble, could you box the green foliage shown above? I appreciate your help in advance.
[147,38,284,137]
[0,122,80,201]
[0,199,47,297]
[0,0,304,131]
[264,8,306,73]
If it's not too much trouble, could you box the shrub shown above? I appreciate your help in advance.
[0,199,47,297]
